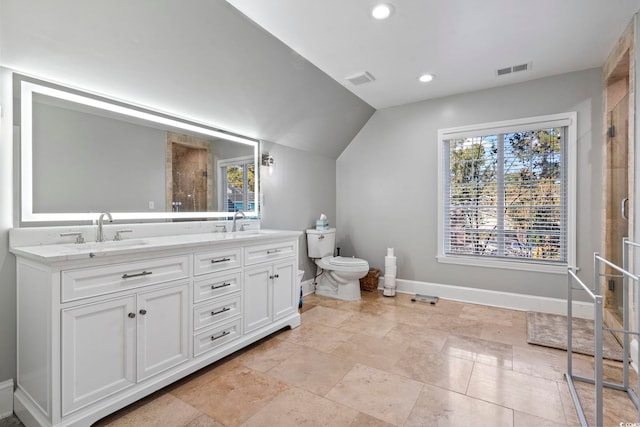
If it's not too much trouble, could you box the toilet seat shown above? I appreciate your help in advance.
[316,256,368,272]
[328,256,368,267]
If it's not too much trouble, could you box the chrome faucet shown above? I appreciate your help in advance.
[97,212,113,242]
[231,210,246,232]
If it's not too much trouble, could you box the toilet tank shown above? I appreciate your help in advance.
[306,228,336,258]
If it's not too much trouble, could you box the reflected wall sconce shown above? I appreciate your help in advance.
[261,154,275,175]
[261,154,274,167]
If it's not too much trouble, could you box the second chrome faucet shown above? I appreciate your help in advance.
[232,210,246,232]
[97,212,113,242]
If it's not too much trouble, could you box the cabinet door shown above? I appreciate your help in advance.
[272,259,297,321]
[244,265,272,333]
[137,282,190,381]
[61,296,136,415]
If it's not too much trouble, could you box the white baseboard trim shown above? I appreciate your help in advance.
[0,379,13,419]
[301,279,315,297]
[379,277,595,320]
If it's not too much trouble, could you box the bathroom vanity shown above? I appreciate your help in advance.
[9,226,301,427]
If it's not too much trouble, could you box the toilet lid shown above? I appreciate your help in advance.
[328,256,368,268]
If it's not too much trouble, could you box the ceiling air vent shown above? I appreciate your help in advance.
[497,66,512,76]
[346,71,376,86]
[496,62,532,77]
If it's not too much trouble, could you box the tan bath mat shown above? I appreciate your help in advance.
[526,311,623,361]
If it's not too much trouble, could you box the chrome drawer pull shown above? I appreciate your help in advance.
[211,331,230,341]
[267,249,280,254]
[211,307,231,316]
[211,282,232,290]
[122,270,152,279]
[211,257,231,264]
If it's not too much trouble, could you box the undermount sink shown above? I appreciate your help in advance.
[233,232,262,238]
[59,229,279,252]
[236,229,277,236]
[65,239,149,250]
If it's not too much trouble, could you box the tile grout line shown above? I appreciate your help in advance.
[464,362,476,396]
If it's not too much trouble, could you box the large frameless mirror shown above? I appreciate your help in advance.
[18,76,260,223]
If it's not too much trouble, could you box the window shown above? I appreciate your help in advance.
[437,113,576,272]
[218,156,256,215]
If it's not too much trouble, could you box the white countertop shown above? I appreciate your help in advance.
[10,229,302,263]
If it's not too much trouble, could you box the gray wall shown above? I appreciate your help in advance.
[32,102,166,213]
[337,68,603,301]
[31,101,257,214]
[260,141,337,280]
[0,71,18,384]
[0,0,374,159]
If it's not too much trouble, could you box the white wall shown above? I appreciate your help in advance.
[337,68,603,300]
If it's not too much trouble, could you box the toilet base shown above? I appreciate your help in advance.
[315,277,361,301]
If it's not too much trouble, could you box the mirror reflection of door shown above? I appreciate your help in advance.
[171,143,207,212]
[166,132,213,212]
[218,157,255,215]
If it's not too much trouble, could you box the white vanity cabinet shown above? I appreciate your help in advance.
[60,280,190,415]
[10,229,301,427]
[191,253,244,357]
[244,265,273,332]
[244,241,298,334]
[135,283,190,380]
[59,255,191,416]
[61,295,136,415]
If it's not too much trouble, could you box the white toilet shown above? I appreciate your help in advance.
[306,228,369,301]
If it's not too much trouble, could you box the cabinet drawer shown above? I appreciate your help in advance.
[61,256,190,302]
[193,318,242,357]
[193,269,242,303]
[194,248,241,276]
[244,240,296,265]
[193,294,242,331]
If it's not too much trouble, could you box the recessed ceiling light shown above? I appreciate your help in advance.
[418,73,435,83]
[371,3,394,20]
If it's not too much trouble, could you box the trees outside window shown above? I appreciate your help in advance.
[219,157,255,213]
[438,113,576,271]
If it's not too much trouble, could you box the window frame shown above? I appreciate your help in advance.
[436,112,577,274]
[217,155,256,214]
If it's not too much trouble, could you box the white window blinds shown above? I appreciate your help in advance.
[441,114,573,265]
[219,156,255,214]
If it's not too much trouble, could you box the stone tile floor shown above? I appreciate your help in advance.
[0,416,22,427]
[3,291,639,426]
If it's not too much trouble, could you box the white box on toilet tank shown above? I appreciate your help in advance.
[306,228,335,258]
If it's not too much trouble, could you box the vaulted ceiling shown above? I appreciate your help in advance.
[0,1,373,158]
[228,0,640,108]
[2,1,639,158]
